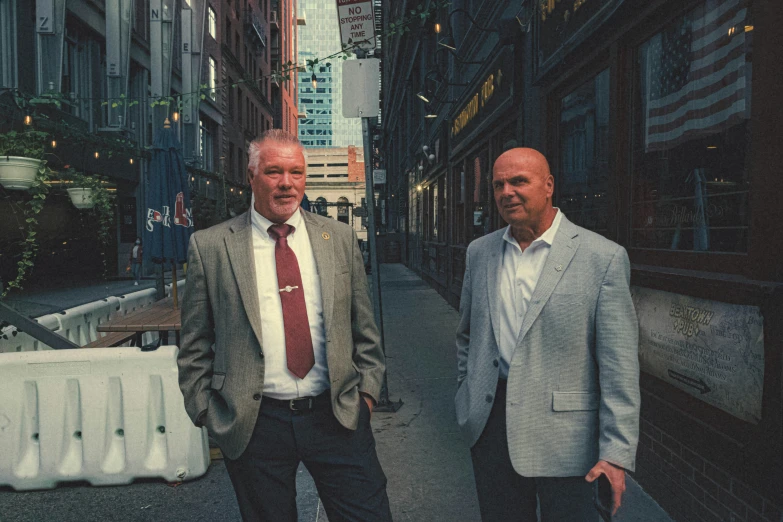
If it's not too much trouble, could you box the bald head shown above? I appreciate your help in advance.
[493,148,551,181]
[492,147,556,243]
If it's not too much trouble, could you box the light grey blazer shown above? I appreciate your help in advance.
[178,210,385,460]
[455,214,640,476]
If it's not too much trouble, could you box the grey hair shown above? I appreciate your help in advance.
[247,129,307,178]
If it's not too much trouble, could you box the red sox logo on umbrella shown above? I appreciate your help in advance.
[146,192,193,231]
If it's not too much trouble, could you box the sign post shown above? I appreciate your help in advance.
[336,0,376,50]
[342,47,401,413]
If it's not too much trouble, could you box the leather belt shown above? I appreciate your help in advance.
[263,391,330,413]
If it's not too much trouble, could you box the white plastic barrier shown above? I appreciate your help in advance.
[117,287,157,316]
[0,345,209,490]
[0,314,64,354]
[56,297,120,346]
[164,278,187,298]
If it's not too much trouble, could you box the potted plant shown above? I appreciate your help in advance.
[0,130,48,190]
[59,168,106,209]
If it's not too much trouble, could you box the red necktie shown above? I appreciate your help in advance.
[268,224,315,379]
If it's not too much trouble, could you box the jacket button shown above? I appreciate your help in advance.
[493,359,499,367]
[486,394,493,403]
[253,393,261,401]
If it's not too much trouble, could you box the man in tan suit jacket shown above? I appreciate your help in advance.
[178,130,391,522]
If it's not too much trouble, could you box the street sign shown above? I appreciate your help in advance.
[342,59,380,118]
[336,0,376,51]
[373,169,386,184]
[353,207,367,217]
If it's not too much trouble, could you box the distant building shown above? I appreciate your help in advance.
[305,146,367,240]
[296,0,362,147]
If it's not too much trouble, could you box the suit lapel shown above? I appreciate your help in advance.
[224,212,265,347]
[486,230,505,348]
[516,215,581,343]
[302,212,335,335]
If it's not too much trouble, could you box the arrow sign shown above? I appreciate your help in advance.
[667,369,711,394]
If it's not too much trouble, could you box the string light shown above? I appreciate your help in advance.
[434,22,441,34]
[311,73,318,89]
[50,140,57,148]
[206,181,210,185]
[172,111,179,122]
[94,151,100,159]
[23,115,32,126]
[129,158,134,165]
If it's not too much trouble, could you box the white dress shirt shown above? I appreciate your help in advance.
[250,207,329,399]
[496,209,563,378]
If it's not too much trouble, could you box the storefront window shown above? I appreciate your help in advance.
[631,0,752,253]
[558,69,610,236]
[470,151,490,240]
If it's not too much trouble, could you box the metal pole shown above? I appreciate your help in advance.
[0,302,79,350]
[361,115,402,413]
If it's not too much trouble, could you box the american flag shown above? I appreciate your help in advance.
[644,0,751,151]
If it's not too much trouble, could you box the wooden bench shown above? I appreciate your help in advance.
[82,331,136,348]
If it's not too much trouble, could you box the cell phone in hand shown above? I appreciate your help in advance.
[593,473,613,521]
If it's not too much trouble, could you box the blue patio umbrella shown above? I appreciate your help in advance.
[144,118,193,307]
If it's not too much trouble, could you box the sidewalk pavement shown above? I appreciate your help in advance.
[0,264,674,521]
[2,275,176,318]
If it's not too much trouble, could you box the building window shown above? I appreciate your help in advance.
[631,0,752,253]
[315,197,328,216]
[200,119,214,171]
[208,6,217,39]
[209,56,218,101]
[0,0,17,88]
[228,78,234,117]
[337,197,350,224]
[225,17,231,48]
[558,69,610,236]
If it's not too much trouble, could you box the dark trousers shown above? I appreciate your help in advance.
[224,392,392,522]
[470,380,597,522]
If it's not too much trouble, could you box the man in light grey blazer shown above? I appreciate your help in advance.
[455,148,640,521]
[178,130,391,521]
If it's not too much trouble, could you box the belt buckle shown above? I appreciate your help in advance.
[289,397,313,412]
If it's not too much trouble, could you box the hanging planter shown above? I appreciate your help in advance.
[0,130,48,192]
[0,156,42,190]
[66,187,95,209]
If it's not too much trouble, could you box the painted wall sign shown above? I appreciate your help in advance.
[631,286,764,424]
[450,46,514,151]
[36,0,55,34]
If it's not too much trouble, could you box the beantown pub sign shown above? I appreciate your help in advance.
[450,46,514,152]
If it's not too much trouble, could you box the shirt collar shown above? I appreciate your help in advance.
[502,208,563,250]
[251,203,305,240]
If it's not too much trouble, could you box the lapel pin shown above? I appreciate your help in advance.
[322,232,330,240]
[555,264,563,272]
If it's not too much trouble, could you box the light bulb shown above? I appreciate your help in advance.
[94,151,100,159]
[51,140,57,148]
[23,115,32,126]
[311,73,318,89]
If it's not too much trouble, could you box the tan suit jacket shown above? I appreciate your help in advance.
[178,210,384,460]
